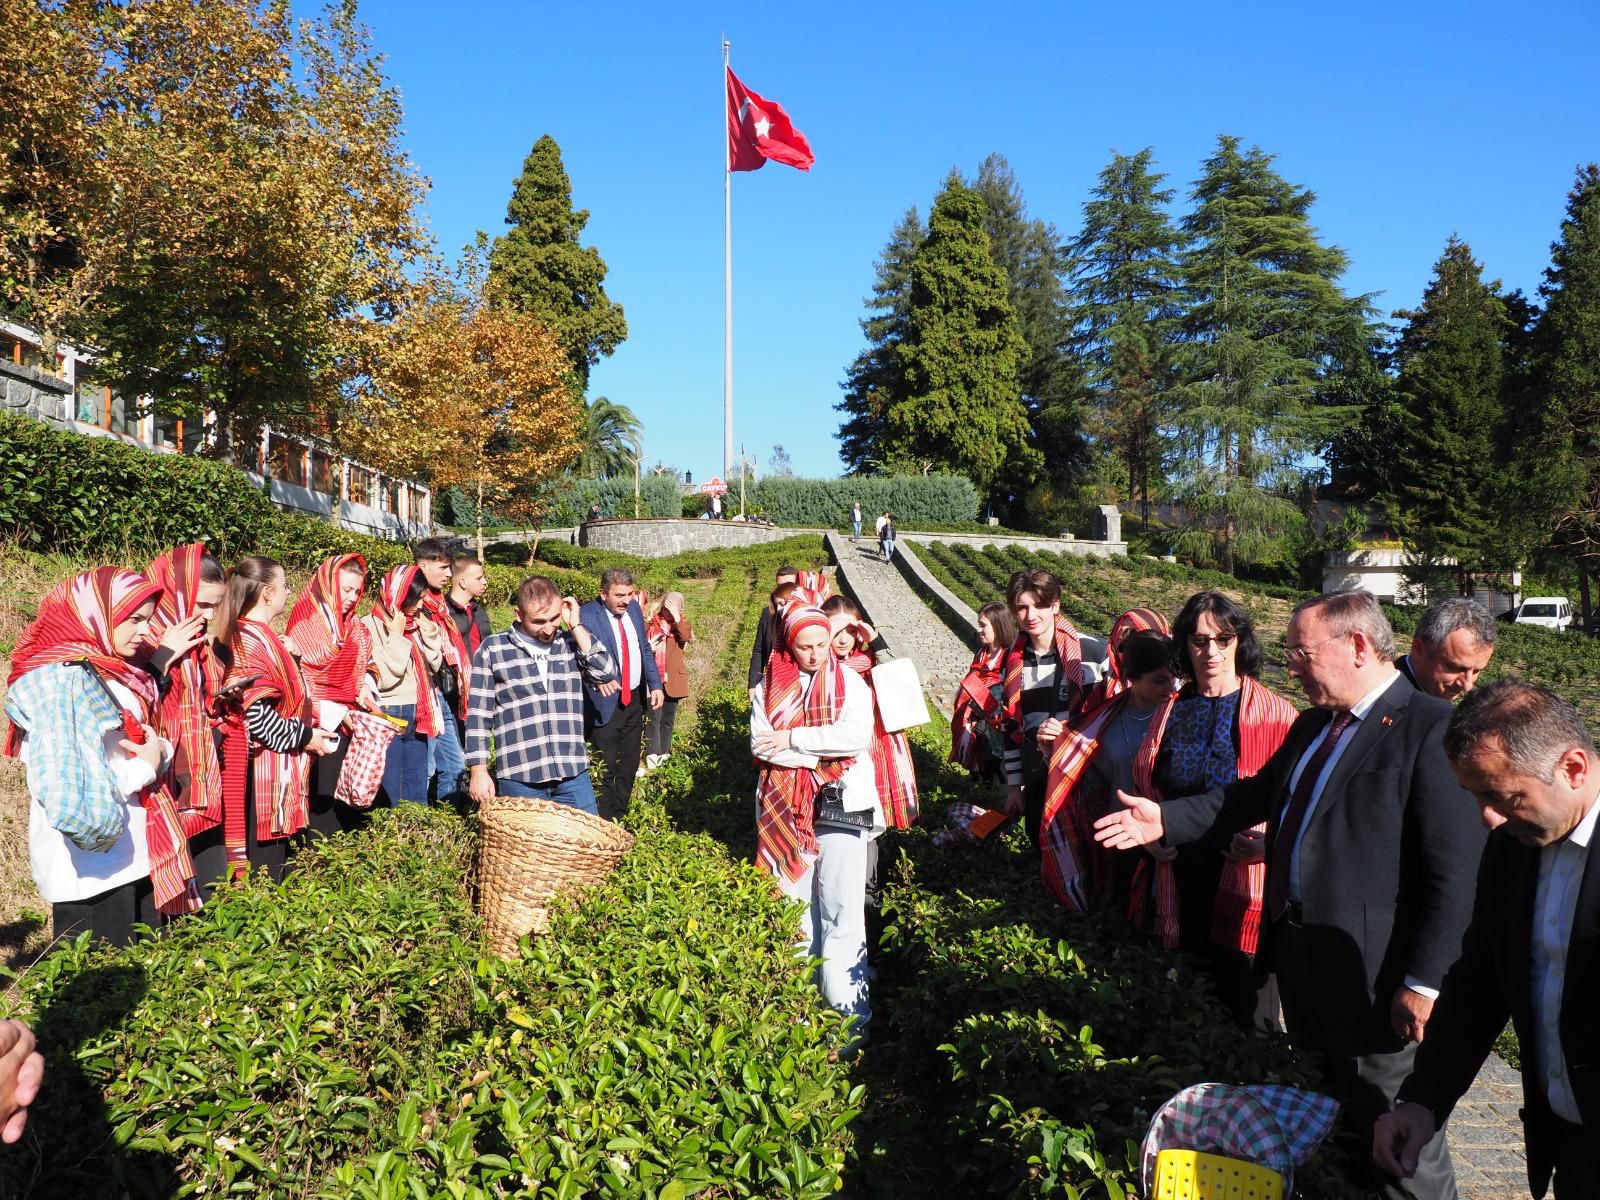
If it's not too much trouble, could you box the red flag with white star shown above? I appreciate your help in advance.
[727,68,814,173]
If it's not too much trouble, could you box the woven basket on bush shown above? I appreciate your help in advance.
[478,795,635,959]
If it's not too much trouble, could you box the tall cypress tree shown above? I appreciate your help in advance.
[1378,237,1508,583]
[1066,147,1186,528]
[487,134,627,393]
[889,173,1037,497]
[1533,164,1600,619]
[970,155,1087,514]
[1172,136,1374,572]
[836,207,923,474]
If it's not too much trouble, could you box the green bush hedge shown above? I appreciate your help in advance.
[1,805,859,1198]
[752,476,977,529]
[549,476,683,526]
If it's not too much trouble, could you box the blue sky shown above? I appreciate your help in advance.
[351,0,1598,481]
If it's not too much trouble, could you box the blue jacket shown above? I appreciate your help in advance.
[578,598,663,727]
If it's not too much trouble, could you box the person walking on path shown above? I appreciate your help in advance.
[466,576,615,813]
[850,502,863,543]
[644,592,693,771]
[880,514,897,564]
[1095,590,1487,1200]
[580,569,663,821]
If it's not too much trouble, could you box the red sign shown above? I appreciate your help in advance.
[699,477,728,496]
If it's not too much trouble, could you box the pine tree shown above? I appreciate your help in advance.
[1066,148,1186,528]
[488,135,627,392]
[836,207,923,474]
[1172,136,1376,572]
[970,156,1087,514]
[889,174,1038,497]
[1378,237,1508,584]
[1532,164,1600,619]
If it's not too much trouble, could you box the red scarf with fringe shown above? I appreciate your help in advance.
[371,566,441,737]
[1000,617,1082,746]
[6,568,200,915]
[754,649,851,883]
[419,585,470,720]
[841,644,919,829]
[146,544,224,838]
[1125,676,1296,953]
[1075,607,1170,720]
[287,553,371,705]
[950,646,1004,773]
[222,619,311,871]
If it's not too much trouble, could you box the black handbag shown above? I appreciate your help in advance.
[813,783,874,834]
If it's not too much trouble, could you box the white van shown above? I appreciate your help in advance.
[1510,597,1574,632]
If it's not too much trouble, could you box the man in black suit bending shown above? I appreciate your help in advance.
[1096,590,1486,1199]
[1375,681,1600,1199]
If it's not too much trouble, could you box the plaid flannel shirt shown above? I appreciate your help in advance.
[5,663,128,851]
[466,625,614,786]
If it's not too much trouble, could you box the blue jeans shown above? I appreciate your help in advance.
[851,518,861,541]
[380,705,430,806]
[430,691,467,804]
[883,537,895,562]
[497,772,598,816]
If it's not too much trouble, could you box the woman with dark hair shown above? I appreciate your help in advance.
[1126,589,1296,1026]
[207,557,334,892]
[1039,624,1175,909]
[362,565,444,807]
[949,601,1017,779]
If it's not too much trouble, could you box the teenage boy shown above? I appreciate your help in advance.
[446,554,492,667]
[466,577,615,813]
[1001,568,1085,847]
[413,538,469,804]
[579,569,663,821]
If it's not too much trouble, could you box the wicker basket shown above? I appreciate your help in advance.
[478,795,635,959]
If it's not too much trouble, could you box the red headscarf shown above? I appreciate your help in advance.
[288,553,372,705]
[145,544,224,836]
[754,604,851,882]
[371,565,441,737]
[5,567,200,915]
[950,644,1005,773]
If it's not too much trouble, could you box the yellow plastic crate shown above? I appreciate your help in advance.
[1153,1149,1284,1200]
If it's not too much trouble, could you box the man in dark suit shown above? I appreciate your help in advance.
[1096,590,1486,1199]
[1375,681,1600,1199]
[1395,597,1496,702]
[579,568,663,821]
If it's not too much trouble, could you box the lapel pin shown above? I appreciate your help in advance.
[1381,715,1393,727]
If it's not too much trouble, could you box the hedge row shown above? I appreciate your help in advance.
[751,476,978,529]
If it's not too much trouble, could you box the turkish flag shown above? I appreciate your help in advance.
[727,68,815,173]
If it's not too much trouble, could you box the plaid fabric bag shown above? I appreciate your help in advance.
[1139,1082,1339,1198]
[335,710,398,809]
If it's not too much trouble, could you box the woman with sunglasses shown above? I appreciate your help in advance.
[1126,590,1297,1027]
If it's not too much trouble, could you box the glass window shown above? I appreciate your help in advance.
[310,450,337,495]
[1523,603,1556,617]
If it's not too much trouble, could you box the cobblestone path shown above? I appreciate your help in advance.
[826,532,972,713]
[827,530,1527,1197]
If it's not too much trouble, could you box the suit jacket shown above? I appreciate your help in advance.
[578,599,662,727]
[1398,824,1600,1198]
[1162,673,1486,1055]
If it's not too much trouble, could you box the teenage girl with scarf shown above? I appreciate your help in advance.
[288,553,394,833]
[4,569,200,945]
[207,557,335,892]
[362,565,444,807]
[751,603,878,1045]
[949,601,1019,780]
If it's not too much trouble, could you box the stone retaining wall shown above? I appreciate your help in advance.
[888,540,981,644]
[899,530,1127,558]
[1,359,72,424]
[579,518,825,558]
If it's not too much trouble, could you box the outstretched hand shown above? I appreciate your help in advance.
[1092,789,1166,850]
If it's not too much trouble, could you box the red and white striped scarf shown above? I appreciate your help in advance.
[287,553,370,705]
[792,570,831,607]
[371,566,441,737]
[1125,676,1297,952]
[950,645,1004,773]
[146,544,224,838]
[222,619,312,871]
[1075,607,1171,720]
[841,644,919,830]
[1000,617,1082,746]
[420,584,470,720]
[754,632,851,883]
[6,568,200,915]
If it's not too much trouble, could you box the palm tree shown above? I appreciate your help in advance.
[578,395,642,478]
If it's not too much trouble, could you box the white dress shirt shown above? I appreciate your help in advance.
[1531,791,1600,1124]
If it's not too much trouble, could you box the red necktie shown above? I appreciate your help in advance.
[1265,710,1354,920]
[616,613,632,707]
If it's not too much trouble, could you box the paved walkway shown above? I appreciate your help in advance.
[827,530,1527,1197]
[826,532,972,712]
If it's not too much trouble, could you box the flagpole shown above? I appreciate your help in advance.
[722,37,733,486]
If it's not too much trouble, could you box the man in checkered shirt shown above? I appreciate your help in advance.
[466,576,616,815]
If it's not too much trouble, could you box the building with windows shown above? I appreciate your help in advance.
[1,318,430,540]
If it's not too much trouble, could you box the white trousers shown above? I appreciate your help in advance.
[777,826,873,1033]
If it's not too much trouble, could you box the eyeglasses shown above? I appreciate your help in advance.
[1188,634,1237,651]
[1284,632,1348,665]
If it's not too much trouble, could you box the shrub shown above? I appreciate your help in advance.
[549,475,683,526]
[753,476,978,529]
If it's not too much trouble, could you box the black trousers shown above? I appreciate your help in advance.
[52,878,159,949]
[590,690,645,821]
[1551,1116,1598,1199]
[1273,916,1457,1200]
[1022,738,1047,848]
[301,738,370,842]
[189,779,289,904]
[647,697,681,758]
